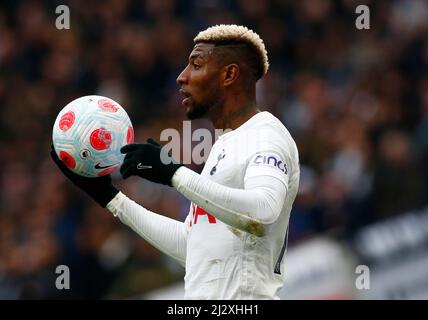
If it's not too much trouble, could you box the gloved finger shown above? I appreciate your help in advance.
[122,151,137,163]
[119,160,132,177]
[146,138,162,147]
[120,166,135,179]
[120,154,140,175]
[50,147,79,182]
[120,143,141,154]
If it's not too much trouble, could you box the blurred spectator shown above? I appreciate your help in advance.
[371,130,426,219]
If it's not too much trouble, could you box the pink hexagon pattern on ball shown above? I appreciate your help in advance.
[126,126,134,144]
[59,111,75,131]
[90,128,112,150]
[98,99,119,112]
[59,151,76,169]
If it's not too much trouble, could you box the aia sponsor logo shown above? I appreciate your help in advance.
[190,203,216,227]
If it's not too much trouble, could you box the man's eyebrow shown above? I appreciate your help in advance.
[189,53,200,61]
[189,48,214,62]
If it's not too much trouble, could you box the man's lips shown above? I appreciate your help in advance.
[179,89,191,97]
[182,97,191,106]
[179,89,191,106]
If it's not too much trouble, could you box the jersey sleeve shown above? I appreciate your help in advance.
[106,192,189,266]
[172,165,287,236]
[244,151,289,190]
[171,119,295,237]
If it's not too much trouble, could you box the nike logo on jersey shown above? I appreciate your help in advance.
[137,163,153,170]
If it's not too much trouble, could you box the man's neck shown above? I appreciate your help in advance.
[211,99,259,130]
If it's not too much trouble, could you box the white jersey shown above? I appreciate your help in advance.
[107,111,300,300]
[181,111,300,299]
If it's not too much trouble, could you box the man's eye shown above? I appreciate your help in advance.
[192,63,200,70]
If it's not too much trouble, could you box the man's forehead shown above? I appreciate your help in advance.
[190,42,216,58]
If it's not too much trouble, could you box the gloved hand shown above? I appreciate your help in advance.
[50,145,119,207]
[120,138,183,186]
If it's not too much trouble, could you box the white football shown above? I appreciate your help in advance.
[52,95,134,177]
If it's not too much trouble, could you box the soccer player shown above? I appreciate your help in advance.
[51,25,300,299]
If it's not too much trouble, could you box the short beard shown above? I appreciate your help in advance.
[186,101,212,120]
[186,88,221,120]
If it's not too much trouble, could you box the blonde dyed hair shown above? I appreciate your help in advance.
[194,24,269,79]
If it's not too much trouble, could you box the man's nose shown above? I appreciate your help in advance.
[176,67,188,85]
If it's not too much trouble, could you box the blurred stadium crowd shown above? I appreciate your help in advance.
[0,0,428,299]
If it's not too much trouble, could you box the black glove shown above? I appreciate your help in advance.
[120,138,183,186]
[50,145,119,207]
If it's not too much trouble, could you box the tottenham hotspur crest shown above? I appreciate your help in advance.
[210,149,226,175]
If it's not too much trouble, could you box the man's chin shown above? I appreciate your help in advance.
[186,112,200,120]
[186,107,206,120]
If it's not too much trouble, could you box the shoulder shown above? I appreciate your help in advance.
[249,112,298,156]
[257,112,292,135]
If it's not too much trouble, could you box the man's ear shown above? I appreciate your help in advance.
[222,64,240,87]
